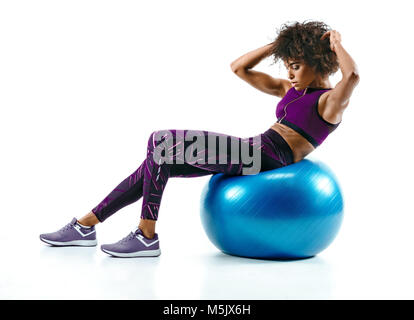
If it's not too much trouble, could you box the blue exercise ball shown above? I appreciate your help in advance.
[199,159,344,260]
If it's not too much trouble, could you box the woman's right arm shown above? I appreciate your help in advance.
[230,43,290,98]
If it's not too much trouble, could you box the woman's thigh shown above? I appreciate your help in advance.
[153,129,285,177]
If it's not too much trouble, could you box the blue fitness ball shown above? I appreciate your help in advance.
[199,159,344,260]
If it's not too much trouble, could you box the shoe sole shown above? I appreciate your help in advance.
[101,247,161,258]
[40,236,97,247]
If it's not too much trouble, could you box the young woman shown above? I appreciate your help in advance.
[39,20,359,258]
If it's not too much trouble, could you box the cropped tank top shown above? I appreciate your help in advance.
[276,86,341,148]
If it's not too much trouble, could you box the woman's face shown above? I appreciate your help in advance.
[284,58,317,91]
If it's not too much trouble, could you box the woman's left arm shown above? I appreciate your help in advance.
[322,30,360,111]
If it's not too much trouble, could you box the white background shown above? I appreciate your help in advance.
[1,0,413,299]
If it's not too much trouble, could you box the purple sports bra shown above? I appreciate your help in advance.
[276,86,341,148]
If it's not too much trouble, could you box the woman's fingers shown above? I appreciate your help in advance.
[321,31,330,40]
[321,30,341,51]
[331,31,341,45]
[321,30,341,40]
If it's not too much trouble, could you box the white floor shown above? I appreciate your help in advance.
[2,193,414,300]
[3,237,336,300]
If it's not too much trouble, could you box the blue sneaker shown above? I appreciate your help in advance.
[101,228,161,258]
[39,218,97,247]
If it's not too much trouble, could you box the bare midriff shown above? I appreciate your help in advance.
[270,122,315,164]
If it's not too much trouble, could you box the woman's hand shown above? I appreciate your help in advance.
[321,30,342,52]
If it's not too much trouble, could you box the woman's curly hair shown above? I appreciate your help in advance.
[270,20,339,77]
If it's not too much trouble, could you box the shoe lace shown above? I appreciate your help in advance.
[119,232,135,243]
[59,222,75,233]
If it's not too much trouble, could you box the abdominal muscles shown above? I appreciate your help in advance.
[269,122,315,163]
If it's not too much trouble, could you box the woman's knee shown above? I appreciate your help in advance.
[148,130,175,146]
[147,130,176,165]
[147,130,162,151]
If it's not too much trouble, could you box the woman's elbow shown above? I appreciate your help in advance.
[344,71,360,84]
[231,63,242,73]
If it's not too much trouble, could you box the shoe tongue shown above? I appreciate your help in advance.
[132,227,143,235]
[71,218,78,225]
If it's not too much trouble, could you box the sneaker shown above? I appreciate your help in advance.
[39,217,97,247]
[101,228,161,258]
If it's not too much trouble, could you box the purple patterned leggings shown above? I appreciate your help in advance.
[91,128,294,222]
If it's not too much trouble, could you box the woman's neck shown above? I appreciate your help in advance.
[308,77,331,89]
